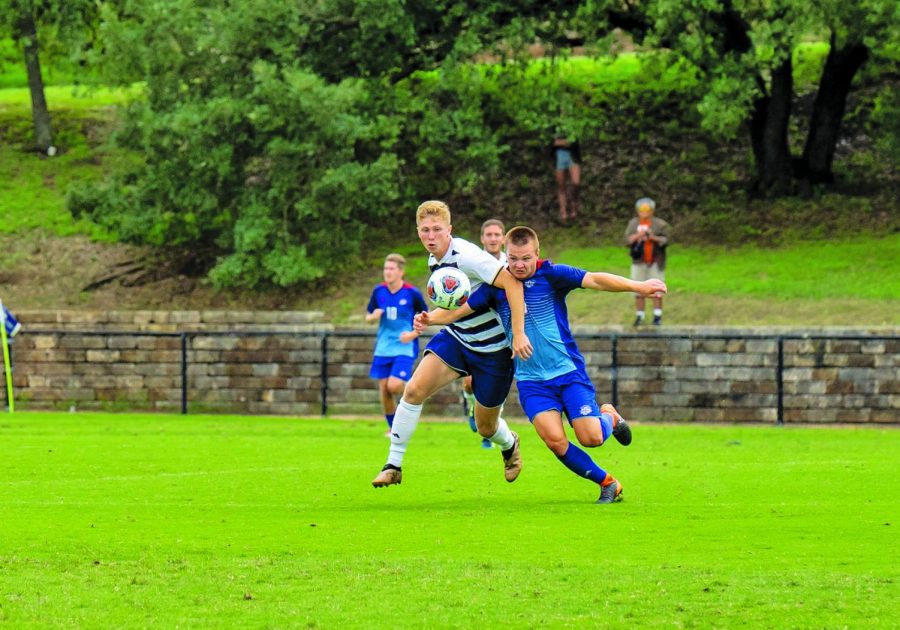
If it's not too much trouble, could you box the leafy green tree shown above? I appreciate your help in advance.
[77,0,587,288]
[0,0,102,152]
[74,1,403,289]
[583,0,898,196]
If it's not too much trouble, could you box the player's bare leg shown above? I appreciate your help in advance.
[555,169,569,223]
[535,410,622,502]
[378,379,397,417]
[568,164,581,219]
[572,416,605,447]
[474,401,521,482]
[532,410,569,456]
[378,376,406,436]
[372,354,460,487]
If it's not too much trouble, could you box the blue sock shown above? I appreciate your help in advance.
[556,442,608,484]
[599,413,613,442]
[385,413,395,428]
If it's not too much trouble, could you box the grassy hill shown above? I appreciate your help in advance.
[0,75,897,327]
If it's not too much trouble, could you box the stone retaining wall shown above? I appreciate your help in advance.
[4,312,898,424]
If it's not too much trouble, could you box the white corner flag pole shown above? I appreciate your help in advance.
[0,299,14,413]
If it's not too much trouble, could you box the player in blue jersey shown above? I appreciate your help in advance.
[372,201,533,489]
[365,253,428,432]
[415,226,666,503]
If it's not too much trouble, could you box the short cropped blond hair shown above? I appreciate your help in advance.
[385,253,406,270]
[505,226,540,251]
[416,200,451,225]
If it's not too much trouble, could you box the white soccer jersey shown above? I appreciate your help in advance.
[428,237,509,353]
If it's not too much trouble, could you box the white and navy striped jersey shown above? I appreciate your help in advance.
[429,237,509,353]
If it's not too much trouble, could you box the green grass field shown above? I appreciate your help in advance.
[1,413,897,627]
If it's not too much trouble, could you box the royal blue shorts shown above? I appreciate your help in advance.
[369,355,415,381]
[425,329,513,408]
[517,369,600,424]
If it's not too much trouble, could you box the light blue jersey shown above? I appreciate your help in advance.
[466,260,587,382]
[367,283,428,358]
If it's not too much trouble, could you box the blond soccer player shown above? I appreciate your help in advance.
[372,201,532,488]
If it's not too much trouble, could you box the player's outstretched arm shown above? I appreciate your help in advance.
[413,305,474,333]
[493,269,533,360]
[582,272,667,297]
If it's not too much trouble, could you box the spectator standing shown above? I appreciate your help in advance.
[624,197,670,326]
[549,134,581,225]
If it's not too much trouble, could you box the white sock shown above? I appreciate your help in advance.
[387,399,422,468]
[488,417,516,451]
[653,308,662,317]
[635,311,645,319]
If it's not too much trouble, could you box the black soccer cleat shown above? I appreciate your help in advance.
[601,404,632,446]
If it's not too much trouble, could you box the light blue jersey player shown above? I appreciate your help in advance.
[366,253,428,430]
[418,226,667,504]
[371,201,534,489]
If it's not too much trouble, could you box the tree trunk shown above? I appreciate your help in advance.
[17,11,53,152]
[799,33,869,185]
[749,57,793,196]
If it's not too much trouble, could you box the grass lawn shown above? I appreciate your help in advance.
[323,233,900,328]
[0,85,140,237]
[0,413,897,627]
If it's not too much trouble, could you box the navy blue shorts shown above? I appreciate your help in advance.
[517,370,600,424]
[425,329,513,408]
[369,355,415,381]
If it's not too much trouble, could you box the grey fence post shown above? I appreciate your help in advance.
[611,333,619,408]
[776,336,784,426]
[320,333,329,416]
[180,333,189,415]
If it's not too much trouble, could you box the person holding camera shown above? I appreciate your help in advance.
[624,197,670,326]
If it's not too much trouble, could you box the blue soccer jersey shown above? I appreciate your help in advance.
[367,283,428,358]
[467,260,587,382]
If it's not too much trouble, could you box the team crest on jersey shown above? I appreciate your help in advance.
[525,280,535,288]
[399,299,407,306]
[580,404,593,416]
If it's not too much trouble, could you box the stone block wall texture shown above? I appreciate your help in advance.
[4,312,898,424]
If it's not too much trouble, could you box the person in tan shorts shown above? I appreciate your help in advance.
[624,197,670,326]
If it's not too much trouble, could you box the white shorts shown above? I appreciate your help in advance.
[630,262,665,282]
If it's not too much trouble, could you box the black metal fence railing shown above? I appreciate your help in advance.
[6,330,898,425]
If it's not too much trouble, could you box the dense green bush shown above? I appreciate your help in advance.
[68,0,853,289]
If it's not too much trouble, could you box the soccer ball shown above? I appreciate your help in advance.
[426,267,471,309]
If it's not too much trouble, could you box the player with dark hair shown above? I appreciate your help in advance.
[415,226,666,503]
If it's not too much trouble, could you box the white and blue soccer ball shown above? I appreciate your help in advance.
[426,267,471,310]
